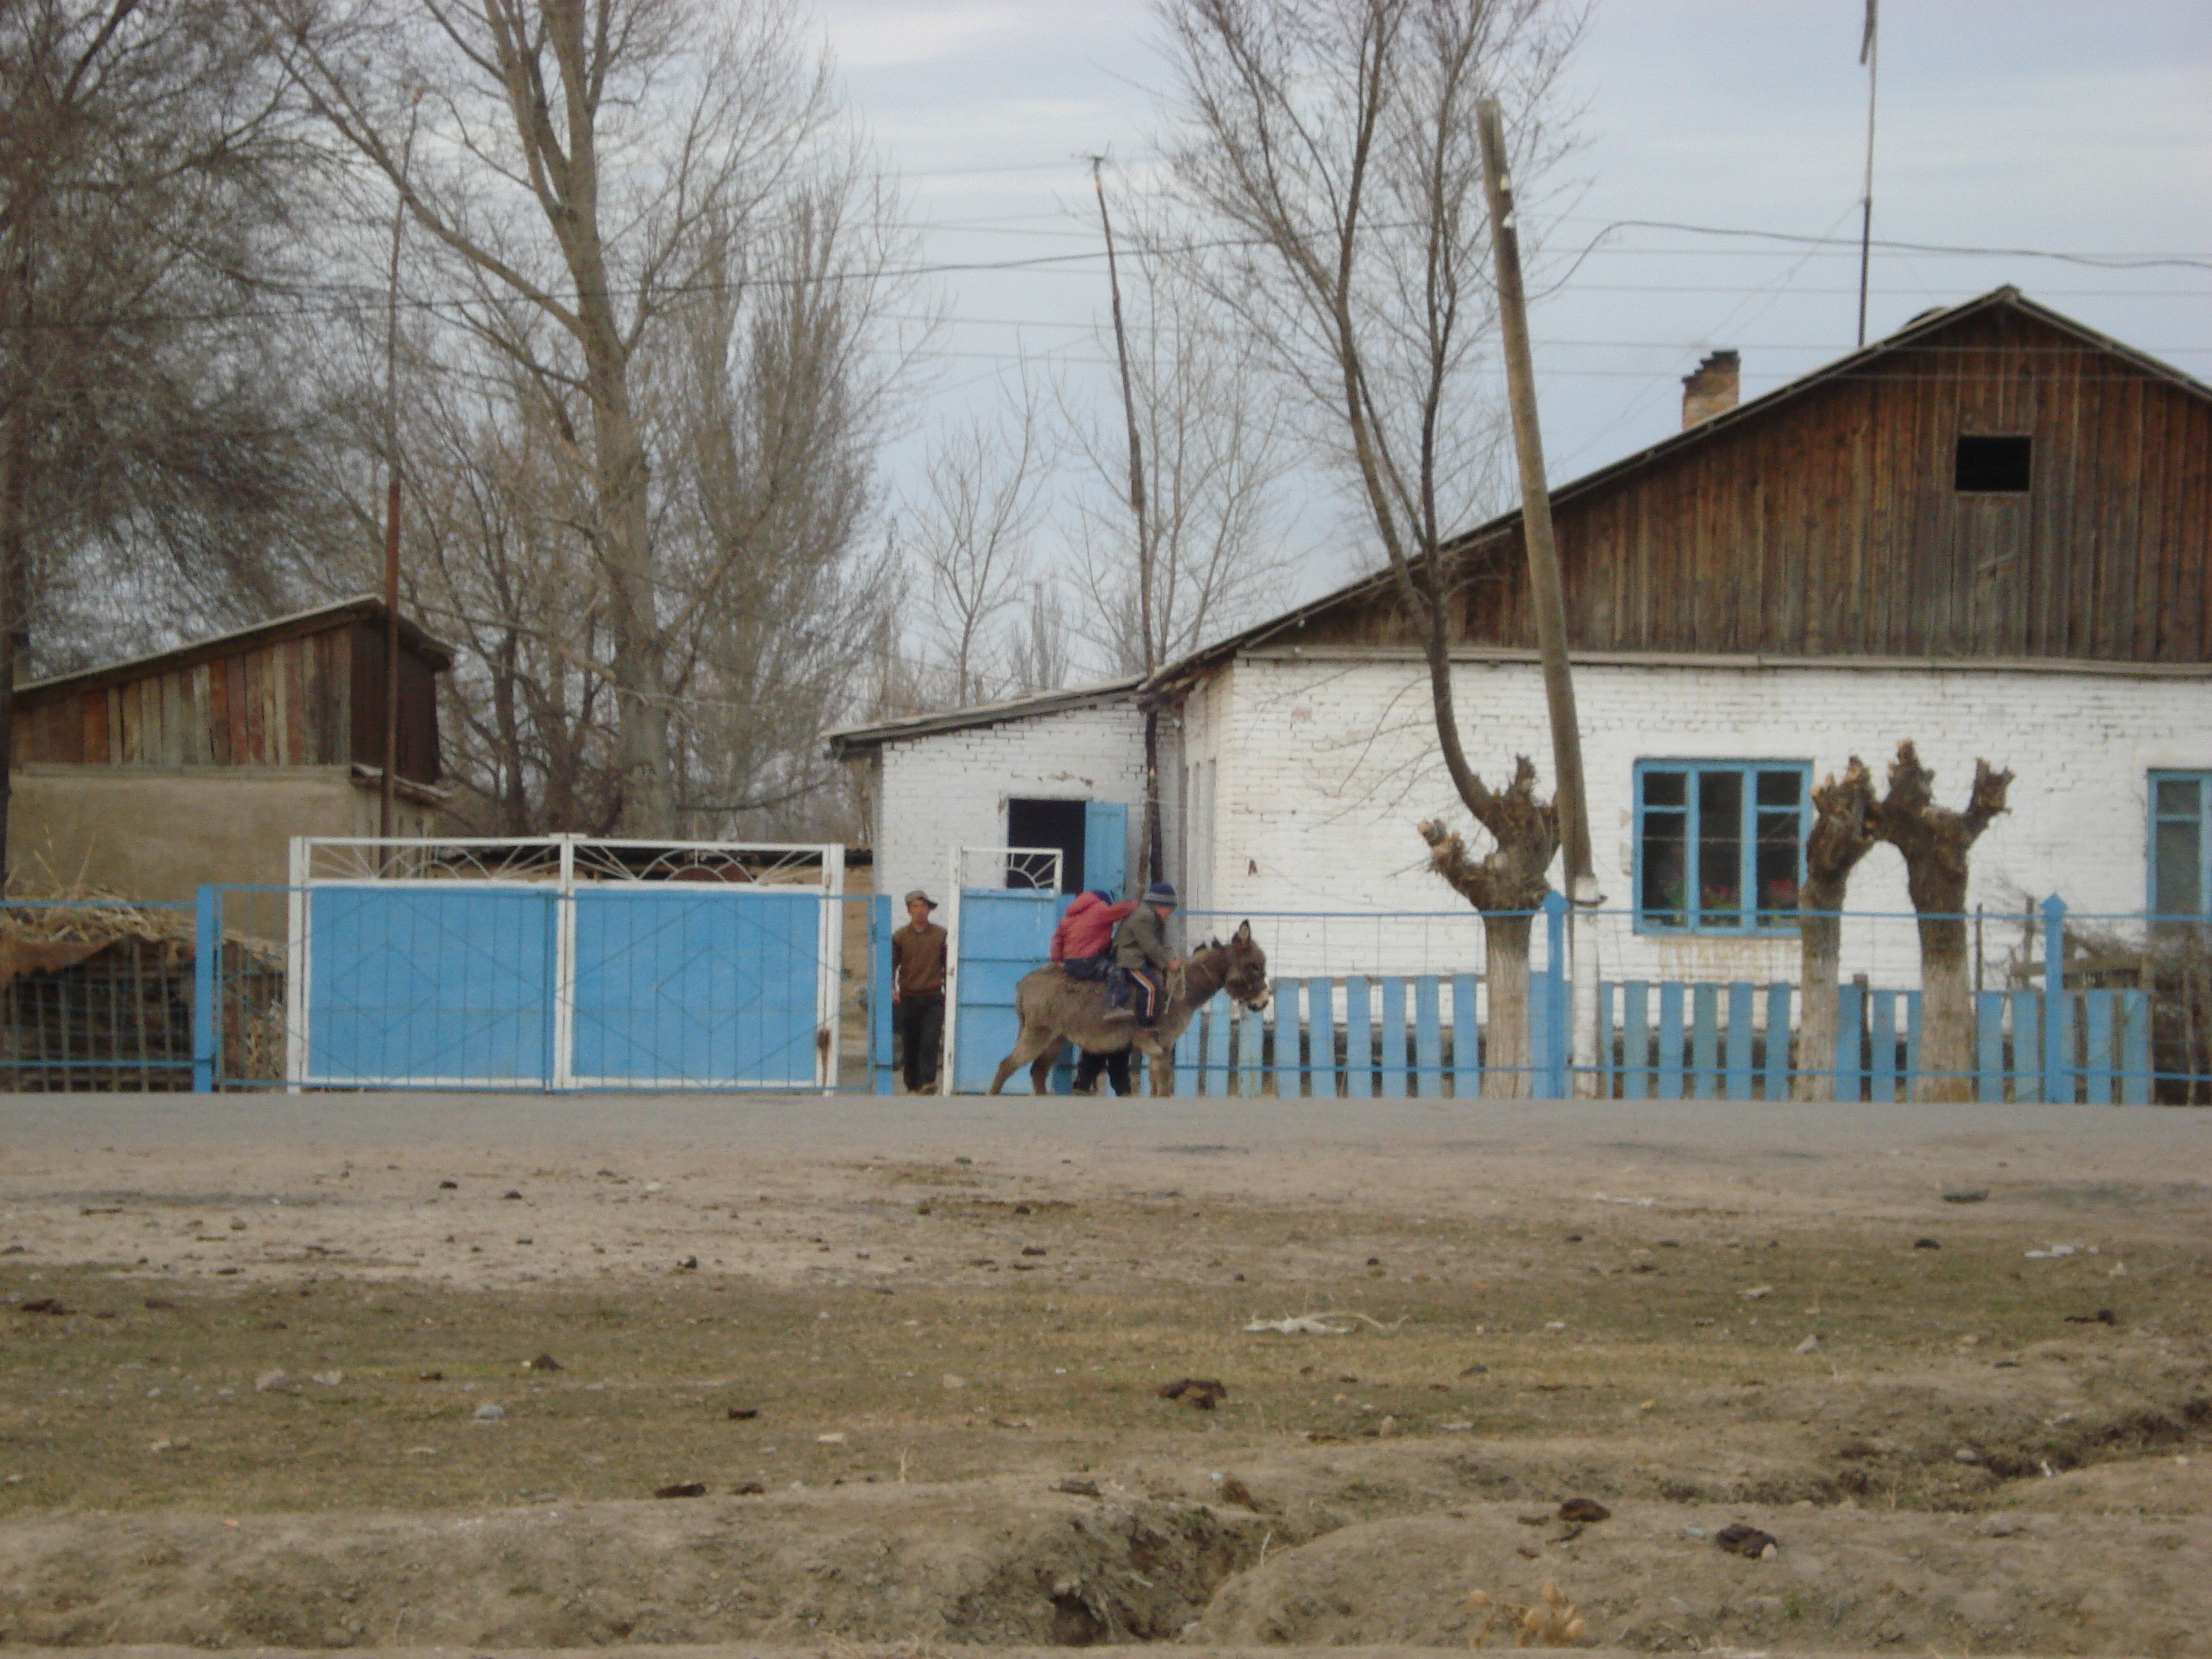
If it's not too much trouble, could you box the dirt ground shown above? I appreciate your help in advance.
[0,1096,2207,1657]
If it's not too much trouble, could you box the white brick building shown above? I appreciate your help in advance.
[828,679,1147,907]
[829,290,2212,995]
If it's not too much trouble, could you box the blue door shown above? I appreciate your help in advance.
[569,887,823,1087]
[950,887,1061,1092]
[305,885,558,1085]
[1084,800,1130,896]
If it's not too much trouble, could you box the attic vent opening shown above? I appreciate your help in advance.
[1955,434,2032,493]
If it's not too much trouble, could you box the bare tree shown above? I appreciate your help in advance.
[1005,580,1073,698]
[264,0,864,837]
[1876,742,2013,1103]
[1155,0,1582,1092]
[1794,756,1880,1102]
[271,1,912,840]
[1418,760,1557,1095]
[905,397,1053,707]
[1063,230,1299,677]
[0,0,310,873]
[1791,745,2012,1102]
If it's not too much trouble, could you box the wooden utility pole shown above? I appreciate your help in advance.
[1475,101,1592,894]
[1089,156,1163,891]
[1477,100,1599,1096]
[378,99,421,842]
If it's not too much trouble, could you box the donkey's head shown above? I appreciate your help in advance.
[1219,920,1269,1011]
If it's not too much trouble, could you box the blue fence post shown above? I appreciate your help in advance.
[867,894,894,1094]
[2041,894,2067,1103]
[1542,893,1569,1097]
[193,885,218,1093]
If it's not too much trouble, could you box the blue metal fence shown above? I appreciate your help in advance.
[5,884,2199,1101]
[189,836,853,1092]
[1148,896,2190,1102]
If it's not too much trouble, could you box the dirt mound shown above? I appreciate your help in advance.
[1990,1454,2211,1516]
[1190,1494,2212,1655]
[0,1483,1265,1650]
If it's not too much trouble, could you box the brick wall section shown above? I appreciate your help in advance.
[1186,655,2212,986]
[868,700,1150,908]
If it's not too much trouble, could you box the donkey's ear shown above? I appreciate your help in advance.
[1233,920,1253,943]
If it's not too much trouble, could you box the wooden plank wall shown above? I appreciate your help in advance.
[14,629,359,770]
[1300,305,2212,665]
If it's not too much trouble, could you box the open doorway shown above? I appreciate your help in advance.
[1004,797,1086,892]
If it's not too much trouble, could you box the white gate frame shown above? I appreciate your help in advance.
[939,845,1062,1097]
[287,835,845,1091]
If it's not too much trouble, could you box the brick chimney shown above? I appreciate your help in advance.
[1681,350,1740,428]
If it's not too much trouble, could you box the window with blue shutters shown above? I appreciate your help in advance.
[1635,760,1812,933]
[2149,771,2211,921]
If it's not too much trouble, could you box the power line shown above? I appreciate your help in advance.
[1550,216,2212,269]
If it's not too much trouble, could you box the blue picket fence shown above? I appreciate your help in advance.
[1172,977,2154,1102]
[1173,971,1560,1097]
[1164,895,2168,1102]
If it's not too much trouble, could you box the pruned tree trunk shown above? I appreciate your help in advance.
[1420,767,1557,1099]
[1795,757,1879,1102]
[1480,911,1535,1097]
[1877,742,2013,1103]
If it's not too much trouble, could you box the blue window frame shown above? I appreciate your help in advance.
[1635,760,1811,933]
[2149,771,2211,919]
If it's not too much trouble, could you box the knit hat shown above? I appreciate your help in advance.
[1143,881,1178,907]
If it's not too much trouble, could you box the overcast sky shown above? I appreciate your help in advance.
[813,0,2212,618]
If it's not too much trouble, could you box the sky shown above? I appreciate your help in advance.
[811,0,2212,625]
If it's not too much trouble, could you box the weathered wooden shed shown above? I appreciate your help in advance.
[9,597,452,907]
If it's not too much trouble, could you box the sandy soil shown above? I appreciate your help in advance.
[0,1095,2206,1656]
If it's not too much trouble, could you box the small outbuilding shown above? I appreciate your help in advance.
[8,595,452,907]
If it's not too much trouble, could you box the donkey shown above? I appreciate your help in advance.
[986,922,1271,1096]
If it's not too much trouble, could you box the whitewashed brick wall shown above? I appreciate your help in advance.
[868,700,1149,908]
[1182,653,2212,988]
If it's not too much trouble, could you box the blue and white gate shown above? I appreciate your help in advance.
[943,846,1063,1094]
[285,837,844,1089]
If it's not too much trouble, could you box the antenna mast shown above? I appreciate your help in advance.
[1856,0,1879,347]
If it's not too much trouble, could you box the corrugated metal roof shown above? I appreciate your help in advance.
[824,675,1144,757]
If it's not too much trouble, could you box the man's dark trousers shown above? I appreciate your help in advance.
[896,992,943,1092]
[1072,1048,1133,1095]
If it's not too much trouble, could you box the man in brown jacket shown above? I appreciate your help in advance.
[891,889,948,1092]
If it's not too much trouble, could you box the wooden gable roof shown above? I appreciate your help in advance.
[1153,288,2212,689]
[12,597,452,783]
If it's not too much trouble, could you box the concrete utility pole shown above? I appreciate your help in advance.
[1475,99,1601,1095]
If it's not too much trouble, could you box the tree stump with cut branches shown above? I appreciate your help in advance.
[1419,758,1557,1099]
[1877,742,2013,1103]
[1795,757,1881,1102]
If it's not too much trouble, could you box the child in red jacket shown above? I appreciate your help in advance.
[1051,889,1138,966]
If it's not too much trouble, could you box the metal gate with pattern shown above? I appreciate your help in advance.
[285,837,844,1089]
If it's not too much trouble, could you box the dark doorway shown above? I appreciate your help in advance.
[1006,797,1086,892]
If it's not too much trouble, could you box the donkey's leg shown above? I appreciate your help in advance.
[988,1022,1058,1095]
[1029,1036,1069,1097]
[1136,1031,1174,1096]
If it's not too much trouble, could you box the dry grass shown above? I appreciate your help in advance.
[1467,1581,1588,1648]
